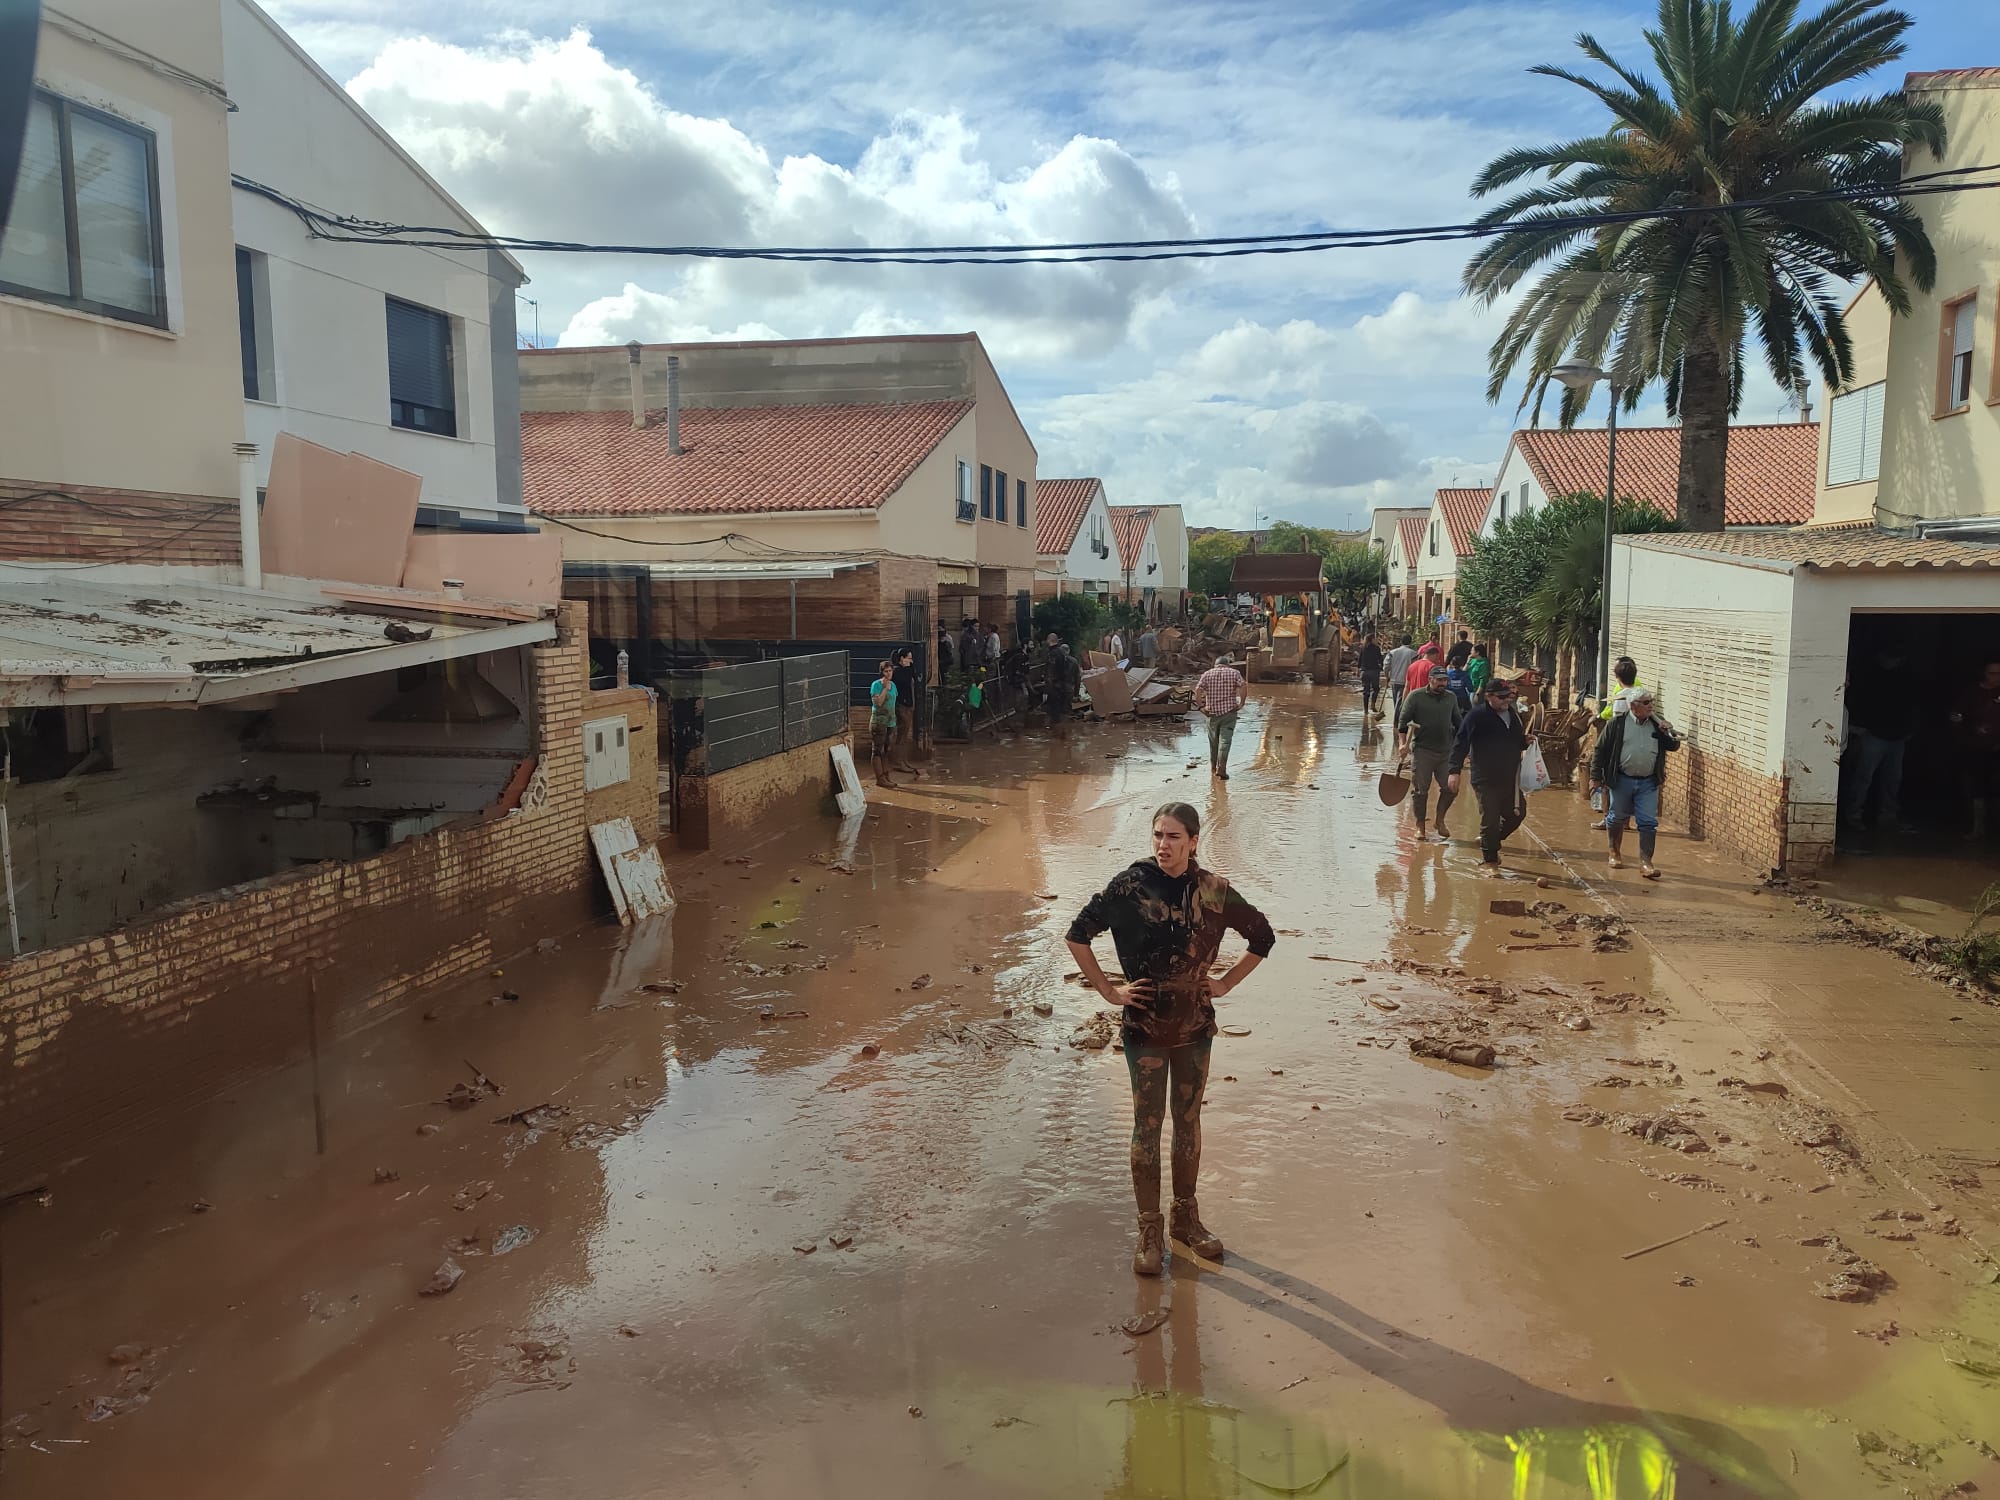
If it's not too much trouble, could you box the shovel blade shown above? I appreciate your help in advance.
[1378,772,1411,807]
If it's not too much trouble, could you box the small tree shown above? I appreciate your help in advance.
[1030,593,1101,653]
[1322,541,1388,614]
[1189,533,1247,595]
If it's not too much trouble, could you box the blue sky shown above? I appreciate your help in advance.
[269,0,2000,529]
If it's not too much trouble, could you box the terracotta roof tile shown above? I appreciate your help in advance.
[523,400,972,516]
[1435,488,1491,557]
[1631,529,2000,572]
[1035,478,1100,555]
[1512,424,1817,527]
[1395,514,1427,568]
[1906,67,2000,90]
[1108,505,1156,566]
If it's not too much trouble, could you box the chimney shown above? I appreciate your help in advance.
[233,442,262,589]
[666,354,683,456]
[626,340,646,428]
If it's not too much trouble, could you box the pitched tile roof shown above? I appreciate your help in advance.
[1630,529,2000,572]
[1395,514,1428,570]
[1035,478,1101,556]
[1511,424,1817,527]
[1435,488,1492,557]
[522,400,972,516]
[1108,505,1156,566]
[1906,67,2000,90]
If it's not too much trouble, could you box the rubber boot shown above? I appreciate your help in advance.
[1133,1212,1166,1277]
[1170,1197,1224,1260]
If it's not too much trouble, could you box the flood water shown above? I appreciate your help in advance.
[3,685,1995,1498]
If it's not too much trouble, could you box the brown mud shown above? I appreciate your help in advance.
[2,686,1996,1498]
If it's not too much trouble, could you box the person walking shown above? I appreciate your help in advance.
[1405,641,1442,699]
[889,647,923,777]
[936,623,955,678]
[1042,633,1075,736]
[1840,647,1918,846]
[1466,642,1492,697]
[867,659,899,789]
[1590,687,1679,879]
[1065,802,1275,1274]
[1357,631,1384,719]
[1138,625,1160,667]
[985,622,1003,669]
[1107,626,1126,664]
[1950,658,2000,841]
[1398,661,1463,843]
[1195,653,1249,780]
[1384,635,1418,722]
[1446,630,1473,671]
[1447,677,1533,876]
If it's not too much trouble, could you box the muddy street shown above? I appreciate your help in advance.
[4,685,1997,1499]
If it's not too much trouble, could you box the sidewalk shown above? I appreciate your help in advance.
[1521,782,2000,1243]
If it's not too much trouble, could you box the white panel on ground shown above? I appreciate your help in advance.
[830,744,866,817]
[609,845,675,920]
[589,817,641,924]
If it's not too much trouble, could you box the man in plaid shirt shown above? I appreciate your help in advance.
[1195,654,1249,780]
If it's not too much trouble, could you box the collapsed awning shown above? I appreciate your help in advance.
[0,578,556,707]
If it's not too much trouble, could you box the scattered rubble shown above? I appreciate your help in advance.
[1070,1010,1121,1050]
[1408,1036,1495,1069]
[492,1225,536,1256]
[419,1260,465,1297]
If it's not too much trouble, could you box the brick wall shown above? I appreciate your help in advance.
[0,602,599,1187]
[677,729,848,851]
[581,684,660,842]
[0,479,240,565]
[1660,741,1788,876]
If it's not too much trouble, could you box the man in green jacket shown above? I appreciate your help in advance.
[1397,661,1463,843]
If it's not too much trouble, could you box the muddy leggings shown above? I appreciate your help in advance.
[1124,1038,1213,1215]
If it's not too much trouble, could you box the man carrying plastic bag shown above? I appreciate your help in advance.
[1447,677,1538,877]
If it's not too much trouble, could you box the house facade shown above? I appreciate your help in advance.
[0,0,635,1184]
[1610,66,2000,878]
[1413,487,1490,629]
[1150,504,1190,617]
[521,333,1039,665]
[1109,505,1163,614]
[1386,514,1426,621]
[1034,477,1122,597]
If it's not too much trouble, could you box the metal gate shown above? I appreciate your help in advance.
[904,590,931,737]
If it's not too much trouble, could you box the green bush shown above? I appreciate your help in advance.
[1031,593,1102,652]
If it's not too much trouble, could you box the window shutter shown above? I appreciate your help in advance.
[1858,382,1884,481]
[1952,298,1976,358]
[1827,389,1864,485]
[386,298,454,411]
[70,111,158,316]
[0,96,67,296]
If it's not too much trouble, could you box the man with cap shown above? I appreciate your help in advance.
[1589,686,1679,879]
[1195,653,1249,779]
[1043,632,1076,735]
[1446,676,1534,875]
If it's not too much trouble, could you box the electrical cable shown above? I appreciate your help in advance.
[229,163,2000,266]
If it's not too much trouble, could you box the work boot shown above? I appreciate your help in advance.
[1170,1197,1224,1260]
[1133,1212,1166,1277]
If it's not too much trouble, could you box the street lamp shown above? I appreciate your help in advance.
[1551,361,1621,700]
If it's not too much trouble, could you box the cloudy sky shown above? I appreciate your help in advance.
[267,0,1996,530]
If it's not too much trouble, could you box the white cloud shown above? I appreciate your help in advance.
[344,29,1195,361]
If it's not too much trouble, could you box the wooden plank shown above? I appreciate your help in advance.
[610,845,675,920]
[589,818,641,924]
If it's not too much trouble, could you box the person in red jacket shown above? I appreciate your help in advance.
[1406,641,1443,696]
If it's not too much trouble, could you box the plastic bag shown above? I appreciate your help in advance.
[1590,785,1607,814]
[1519,740,1552,795]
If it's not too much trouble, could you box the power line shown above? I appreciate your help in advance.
[230,164,2000,267]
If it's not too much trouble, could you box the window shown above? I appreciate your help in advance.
[236,247,274,401]
[955,460,976,522]
[1520,481,1529,511]
[979,464,993,519]
[0,89,165,327]
[1498,491,1509,522]
[386,296,457,435]
[1939,293,1977,413]
[1825,381,1885,486]
[1429,521,1438,556]
[1016,478,1027,527]
[993,469,1008,523]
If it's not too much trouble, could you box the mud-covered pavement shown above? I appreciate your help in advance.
[4,685,1998,1498]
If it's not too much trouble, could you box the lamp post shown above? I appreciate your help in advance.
[1552,361,1621,700]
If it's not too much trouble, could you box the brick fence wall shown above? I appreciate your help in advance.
[0,479,241,565]
[1661,741,1788,877]
[582,684,661,840]
[0,602,609,1188]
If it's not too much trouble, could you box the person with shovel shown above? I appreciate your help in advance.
[1395,660,1462,843]
[1447,676,1534,876]
[1065,802,1276,1276]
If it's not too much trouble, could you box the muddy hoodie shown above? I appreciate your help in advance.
[1067,859,1276,1046]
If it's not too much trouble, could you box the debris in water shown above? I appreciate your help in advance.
[1365,996,1401,1013]
[856,1043,881,1059]
[1536,876,1552,888]
[535,937,560,954]
[756,920,780,930]
[642,980,684,994]
[494,1101,568,1128]
[910,974,932,990]
[794,1241,817,1254]
[420,1260,465,1297]
[1069,1011,1121,1050]
[618,1325,642,1338]
[1562,1014,1593,1032]
[373,1167,400,1185]
[1488,899,1528,917]
[1673,1274,1699,1288]
[191,1198,213,1214]
[1121,1309,1170,1337]
[758,1006,810,1021]
[908,1407,924,1418]
[1622,1218,1728,1260]
[1408,1037,1495,1069]
[778,939,810,951]
[1220,1026,1252,1037]
[492,1225,536,1256]
[828,1230,855,1249]
[416,1123,441,1136]
[1032,1001,1054,1017]
[452,1182,494,1212]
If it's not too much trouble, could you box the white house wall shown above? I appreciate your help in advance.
[1057,489,1121,590]
[1479,443,1545,537]
[1610,540,1795,780]
[224,0,521,521]
[1152,505,1188,593]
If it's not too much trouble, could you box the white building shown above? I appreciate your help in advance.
[224,0,527,526]
[1034,477,1123,597]
[1150,503,1190,611]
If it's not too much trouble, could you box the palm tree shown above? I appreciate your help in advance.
[1464,0,1944,530]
